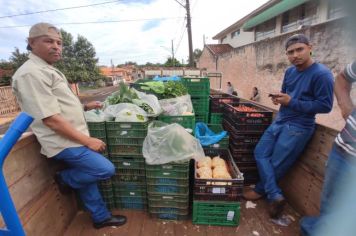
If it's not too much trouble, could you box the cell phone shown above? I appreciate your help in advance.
[268,93,282,98]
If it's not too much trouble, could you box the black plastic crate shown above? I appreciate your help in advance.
[223,102,273,125]
[229,139,257,152]
[194,149,244,201]
[229,148,255,163]
[223,119,269,134]
[229,132,263,144]
[210,94,239,113]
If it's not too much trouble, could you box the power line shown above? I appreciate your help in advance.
[0,17,184,29]
[0,0,120,19]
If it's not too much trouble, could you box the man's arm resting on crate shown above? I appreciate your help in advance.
[42,114,106,152]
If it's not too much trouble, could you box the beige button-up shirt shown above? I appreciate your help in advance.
[12,53,89,157]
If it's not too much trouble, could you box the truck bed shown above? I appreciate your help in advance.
[64,199,301,236]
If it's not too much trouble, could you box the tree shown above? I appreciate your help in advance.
[193,48,202,61]
[55,30,102,83]
[0,60,14,86]
[9,48,29,71]
[163,57,181,67]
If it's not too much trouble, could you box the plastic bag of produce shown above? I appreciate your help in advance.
[143,121,205,164]
[194,122,227,146]
[159,94,193,115]
[84,109,106,122]
[104,103,148,122]
[131,89,162,117]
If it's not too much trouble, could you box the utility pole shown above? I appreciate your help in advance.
[186,0,194,67]
[174,0,194,67]
[171,39,175,67]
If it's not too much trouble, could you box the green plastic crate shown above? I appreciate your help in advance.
[87,122,106,139]
[106,129,147,138]
[112,171,146,184]
[193,201,240,226]
[146,162,190,179]
[158,114,195,130]
[115,196,147,210]
[182,77,210,96]
[108,144,143,156]
[146,177,189,186]
[111,155,145,169]
[148,193,189,208]
[191,96,210,113]
[106,121,149,131]
[209,113,223,124]
[147,183,189,195]
[195,113,209,123]
[107,137,145,145]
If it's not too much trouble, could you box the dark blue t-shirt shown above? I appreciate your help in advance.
[275,62,334,128]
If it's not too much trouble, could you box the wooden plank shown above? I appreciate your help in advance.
[3,135,42,186]
[176,220,206,236]
[299,148,328,177]
[22,185,76,236]
[140,212,161,236]
[63,212,88,236]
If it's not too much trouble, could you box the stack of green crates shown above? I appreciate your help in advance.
[87,122,114,209]
[182,77,210,123]
[106,121,149,210]
[146,161,190,220]
[87,122,109,157]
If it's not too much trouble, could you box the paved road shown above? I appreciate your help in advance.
[79,85,118,103]
[0,86,118,134]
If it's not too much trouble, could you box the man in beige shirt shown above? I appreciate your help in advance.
[12,22,126,229]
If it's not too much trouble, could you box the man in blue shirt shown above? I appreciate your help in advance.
[243,34,334,219]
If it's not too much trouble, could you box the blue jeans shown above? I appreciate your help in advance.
[300,144,356,236]
[254,122,314,201]
[53,146,115,223]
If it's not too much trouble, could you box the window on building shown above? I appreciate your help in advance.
[328,0,345,19]
[231,29,240,38]
[255,18,276,41]
[281,1,318,33]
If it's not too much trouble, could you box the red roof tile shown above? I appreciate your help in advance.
[205,44,233,55]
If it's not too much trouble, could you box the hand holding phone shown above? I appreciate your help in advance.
[268,93,282,98]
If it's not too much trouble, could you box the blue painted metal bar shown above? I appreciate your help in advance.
[0,112,34,236]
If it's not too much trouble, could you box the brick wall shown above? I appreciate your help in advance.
[198,18,354,131]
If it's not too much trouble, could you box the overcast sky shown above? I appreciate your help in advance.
[0,0,268,66]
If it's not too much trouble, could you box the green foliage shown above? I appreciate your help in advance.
[9,48,29,70]
[55,30,102,83]
[163,57,181,67]
[193,48,202,60]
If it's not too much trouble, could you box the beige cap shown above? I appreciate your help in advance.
[28,22,62,40]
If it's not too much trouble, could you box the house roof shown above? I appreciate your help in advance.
[99,66,128,76]
[205,44,233,55]
[213,0,280,39]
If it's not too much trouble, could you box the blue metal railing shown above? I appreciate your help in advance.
[0,112,33,236]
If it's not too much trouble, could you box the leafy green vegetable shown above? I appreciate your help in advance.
[132,80,188,99]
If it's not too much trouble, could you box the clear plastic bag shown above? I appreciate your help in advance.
[103,103,148,122]
[131,88,162,117]
[84,109,106,122]
[159,94,193,115]
[143,121,205,165]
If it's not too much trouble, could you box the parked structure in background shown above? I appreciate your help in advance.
[212,0,345,48]
[143,67,204,79]
[99,66,133,85]
[197,0,351,131]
